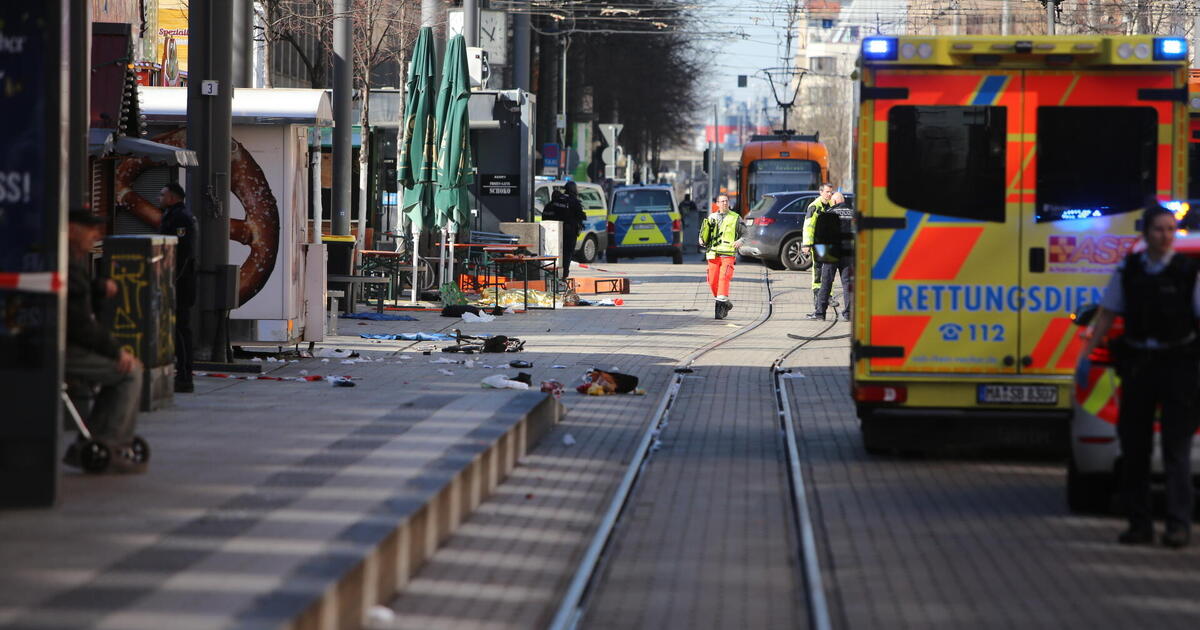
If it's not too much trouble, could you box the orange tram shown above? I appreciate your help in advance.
[737,133,830,215]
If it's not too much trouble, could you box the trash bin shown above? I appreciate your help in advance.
[101,235,177,411]
[324,234,356,308]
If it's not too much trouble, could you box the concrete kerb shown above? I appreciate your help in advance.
[288,393,565,630]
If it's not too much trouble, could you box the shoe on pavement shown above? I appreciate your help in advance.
[714,300,726,320]
[175,380,194,393]
[1163,525,1191,548]
[723,299,734,315]
[1117,523,1154,545]
[804,313,826,321]
[840,311,851,320]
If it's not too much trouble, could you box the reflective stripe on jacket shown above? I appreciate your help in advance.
[701,210,744,258]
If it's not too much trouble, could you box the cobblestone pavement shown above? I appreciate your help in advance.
[384,254,792,629]
[578,269,809,630]
[782,330,1200,629]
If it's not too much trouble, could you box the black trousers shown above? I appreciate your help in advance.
[815,259,853,316]
[175,291,194,385]
[1116,351,1200,528]
[561,229,579,279]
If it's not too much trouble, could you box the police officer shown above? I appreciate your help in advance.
[802,185,854,320]
[1084,204,1200,548]
[158,183,198,393]
[542,182,587,279]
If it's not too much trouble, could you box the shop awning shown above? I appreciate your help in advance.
[88,128,199,166]
[139,87,334,126]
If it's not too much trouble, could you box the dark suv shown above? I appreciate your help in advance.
[738,191,854,271]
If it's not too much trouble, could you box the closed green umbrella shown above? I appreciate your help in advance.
[398,27,437,233]
[433,35,475,284]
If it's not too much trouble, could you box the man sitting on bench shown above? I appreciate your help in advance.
[64,210,146,474]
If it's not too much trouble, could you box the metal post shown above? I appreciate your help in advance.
[560,38,568,164]
[311,129,323,245]
[513,0,531,90]
[332,0,352,236]
[232,0,254,87]
[1046,0,1056,35]
[1001,0,1010,35]
[1193,11,1200,68]
[68,0,90,210]
[188,0,235,363]
[464,0,479,47]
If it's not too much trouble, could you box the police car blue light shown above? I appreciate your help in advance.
[1153,37,1187,60]
[863,37,898,61]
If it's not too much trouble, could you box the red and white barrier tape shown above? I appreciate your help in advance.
[196,372,353,383]
[573,263,627,275]
[0,271,63,294]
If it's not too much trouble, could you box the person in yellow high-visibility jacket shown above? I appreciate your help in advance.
[699,194,745,319]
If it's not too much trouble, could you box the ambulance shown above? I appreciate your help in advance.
[852,34,1191,452]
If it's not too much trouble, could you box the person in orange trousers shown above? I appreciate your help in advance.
[699,194,745,319]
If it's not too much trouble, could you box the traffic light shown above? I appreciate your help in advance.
[702,148,711,174]
[737,75,747,88]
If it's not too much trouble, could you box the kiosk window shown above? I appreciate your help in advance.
[887,105,1006,222]
[1037,106,1156,222]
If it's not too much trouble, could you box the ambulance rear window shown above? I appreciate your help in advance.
[887,106,1006,222]
[1037,106,1156,223]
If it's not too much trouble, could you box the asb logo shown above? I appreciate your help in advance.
[1048,235,1138,265]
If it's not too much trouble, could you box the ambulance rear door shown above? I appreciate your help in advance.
[1017,69,1181,380]
[863,69,1022,376]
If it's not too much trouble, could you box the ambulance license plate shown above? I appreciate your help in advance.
[634,224,655,230]
[977,384,1058,405]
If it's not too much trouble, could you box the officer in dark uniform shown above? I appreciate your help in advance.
[157,182,198,393]
[1085,204,1200,548]
[542,182,587,279]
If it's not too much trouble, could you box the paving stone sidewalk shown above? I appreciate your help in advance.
[781,319,1200,629]
[578,268,811,630]
[383,255,795,629]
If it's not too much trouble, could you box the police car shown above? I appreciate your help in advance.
[1067,230,1200,513]
[533,178,609,263]
[605,185,683,264]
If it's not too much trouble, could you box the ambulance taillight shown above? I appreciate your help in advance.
[853,384,908,403]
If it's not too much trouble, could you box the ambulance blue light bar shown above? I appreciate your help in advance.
[863,37,898,61]
[1154,37,1187,60]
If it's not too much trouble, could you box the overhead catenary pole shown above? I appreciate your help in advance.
[513,0,531,90]
[560,37,568,176]
[68,0,91,211]
[332,0,352,236]
[188,0,235,363]
[1046,0,1056,35]
[464,0,479,47]
[1001,0,1010,35]
[1194,10,1200,69]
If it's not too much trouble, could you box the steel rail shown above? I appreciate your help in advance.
[547,267,781,630]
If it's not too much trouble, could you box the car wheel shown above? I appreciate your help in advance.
[1067,457,1115,514]
[781,236,811,271]
[605,251,618,264]
[578,235,598,263]
[672,251,683,265]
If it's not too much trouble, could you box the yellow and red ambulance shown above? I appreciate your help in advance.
[852,35,1191,451]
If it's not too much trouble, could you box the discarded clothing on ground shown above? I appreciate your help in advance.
[441,304,480,317]
[577,369,639,395]
[359,332,455,341]
[481,374,530,390]
[339,312,419,321]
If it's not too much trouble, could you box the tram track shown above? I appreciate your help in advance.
[548,267,840,630]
